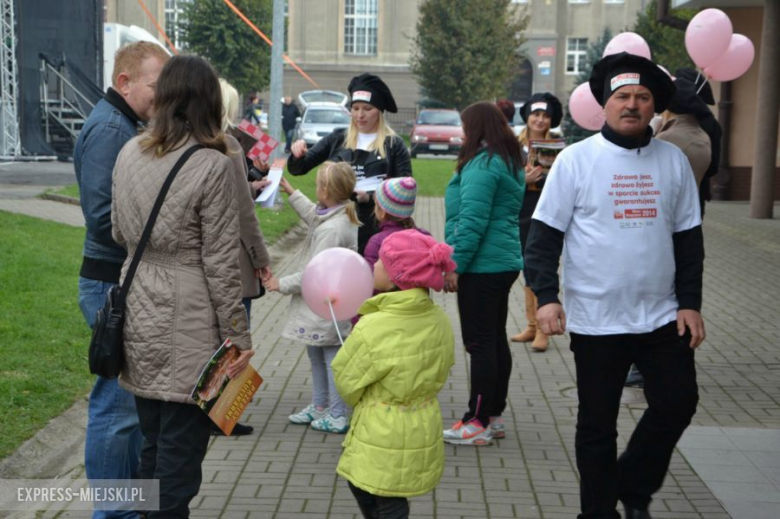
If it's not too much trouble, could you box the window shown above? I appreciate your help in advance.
[604,0,625,3]
[344,0,378,55]
[566,37,588,74]
[568,0,590,4]
[164,0,191,49]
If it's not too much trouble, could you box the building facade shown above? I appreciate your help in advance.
[283,0,648,111]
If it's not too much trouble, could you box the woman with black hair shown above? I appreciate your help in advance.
[112,55,253,517]
[442,102,525,446]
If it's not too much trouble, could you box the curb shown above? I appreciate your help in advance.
[40,193,80,206]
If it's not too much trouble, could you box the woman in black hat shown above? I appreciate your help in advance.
[510,92,562,352]
[287,73,412,253]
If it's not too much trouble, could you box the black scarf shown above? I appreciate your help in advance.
[601,124,653,150]
[104,87,142,127]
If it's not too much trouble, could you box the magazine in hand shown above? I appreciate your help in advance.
[529,139,566,174]
[191,338,263,436]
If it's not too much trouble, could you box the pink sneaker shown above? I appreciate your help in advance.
[489,416,506,439]
[443,420,492,445]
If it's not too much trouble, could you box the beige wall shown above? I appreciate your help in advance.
[104,0,166,38]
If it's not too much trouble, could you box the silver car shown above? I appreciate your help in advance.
[295,103,352,146]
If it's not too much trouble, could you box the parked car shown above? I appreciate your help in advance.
[295,103,351,146]
[297,90,349,109]
[409,109,464,158]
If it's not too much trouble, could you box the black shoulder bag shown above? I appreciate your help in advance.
[89,145,204,378]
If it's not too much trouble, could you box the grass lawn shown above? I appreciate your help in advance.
[0,211,93,459]
[48,184,80,199]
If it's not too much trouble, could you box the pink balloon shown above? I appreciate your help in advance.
[301,247,374,321]
[603,32,652,60]
[568,83,605,131]
[685,8,733,69]
[704,34,755,82]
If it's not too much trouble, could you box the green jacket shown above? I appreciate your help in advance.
[332,289,455,497]
[444,150,525,273]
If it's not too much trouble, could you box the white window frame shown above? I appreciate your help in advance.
[566,37,588,75]
[568,0,590,4]
[604,0,625,4]
[344,0,378,56]
[164,0,191,49]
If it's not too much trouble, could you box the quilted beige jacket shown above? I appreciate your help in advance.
[225,135,270,298]
[111,136,251,403]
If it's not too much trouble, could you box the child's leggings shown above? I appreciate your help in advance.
[307,345,346,418]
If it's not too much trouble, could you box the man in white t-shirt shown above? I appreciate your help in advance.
[525,52,705,519]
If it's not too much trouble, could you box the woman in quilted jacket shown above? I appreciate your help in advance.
[442,102,525,446]
[111,55,254,517]
[332,229,456,518]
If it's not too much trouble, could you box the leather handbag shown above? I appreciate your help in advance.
[89,145,204,378]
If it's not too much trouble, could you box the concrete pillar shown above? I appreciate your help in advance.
[749,0,780,218]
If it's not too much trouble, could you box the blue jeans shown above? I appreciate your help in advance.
[78,277,143,519]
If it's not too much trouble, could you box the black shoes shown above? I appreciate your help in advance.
[623,505,652,519]
[211,422,254,436]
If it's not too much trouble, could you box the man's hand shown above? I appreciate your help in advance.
[251,179,272,193]
[677,309,705,349]
[290,140,308,158]
[227,349,255,379]
[263,276,280,292]
[444,272,459,293]
[252,158,271,173]
[537,303,566,335]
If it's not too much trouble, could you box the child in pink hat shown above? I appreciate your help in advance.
[332,230,457,517]
[362,177,430,270]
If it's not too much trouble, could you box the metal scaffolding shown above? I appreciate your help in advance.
[1,0,20,158]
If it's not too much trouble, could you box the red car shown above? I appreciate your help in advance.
[410,109,464,158]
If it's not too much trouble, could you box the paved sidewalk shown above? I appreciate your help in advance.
[3,197,779,518]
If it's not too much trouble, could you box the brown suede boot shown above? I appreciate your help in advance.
[529,290,549,351]
[511,286,537,342]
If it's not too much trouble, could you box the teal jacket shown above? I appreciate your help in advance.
[444,150,525,273]
[332,289,455,497]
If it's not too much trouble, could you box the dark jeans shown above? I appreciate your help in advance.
[570,321,699,519]
[284,129,295,151]
[135,397,212,518]
[457,271,519,426]
[348,481,409,519]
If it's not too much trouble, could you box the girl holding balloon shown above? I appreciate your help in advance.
[264,162,360,434]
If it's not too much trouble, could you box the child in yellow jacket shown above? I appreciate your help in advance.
[332,230,456,518]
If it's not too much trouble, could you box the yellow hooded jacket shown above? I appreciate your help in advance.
[332,288,455,497]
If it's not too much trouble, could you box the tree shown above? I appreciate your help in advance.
[181,0,273,95]
[561,28,612,144]
[632,0,697,74]
[409,0,529,110]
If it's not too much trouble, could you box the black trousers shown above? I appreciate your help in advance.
[570,321,699,519]
[457,271,519,426]
[348,481,409,519]
[135,396,212,518]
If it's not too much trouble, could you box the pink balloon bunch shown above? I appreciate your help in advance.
[569,83,605,131]
[685,8,755,82]
[301,248,374,321]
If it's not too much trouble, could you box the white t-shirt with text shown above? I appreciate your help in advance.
[532,133,701,335]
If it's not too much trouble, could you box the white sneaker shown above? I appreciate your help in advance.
[288,404,327,425]
[489,416,506,439]
[443,420,493,445]
[311,413,350,434]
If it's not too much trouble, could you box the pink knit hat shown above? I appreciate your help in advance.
[378,229,457,292]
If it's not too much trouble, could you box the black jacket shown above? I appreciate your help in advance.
[282,102,300,131]
[287,128,412,253]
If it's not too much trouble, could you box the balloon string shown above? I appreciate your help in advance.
[695,69,701,85]
[696,76,709,95]
[327,299,344,346]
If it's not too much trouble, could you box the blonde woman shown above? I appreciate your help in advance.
[511,93,562,352]
[287,73,412,254]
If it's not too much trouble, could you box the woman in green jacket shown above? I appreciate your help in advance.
[332,230,456,518]
[443,102,525,446]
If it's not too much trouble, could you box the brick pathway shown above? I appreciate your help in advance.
[5,197,779,518]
